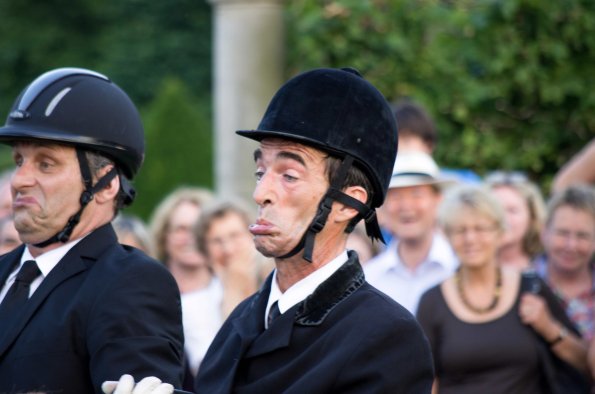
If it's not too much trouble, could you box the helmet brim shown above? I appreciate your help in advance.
[0,126,139,178]
[237,128,350,158]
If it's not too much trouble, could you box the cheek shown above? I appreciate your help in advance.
[165,235,179,251]
[417,200,437,219]
[210,248,225,261]
[511,211,530,228]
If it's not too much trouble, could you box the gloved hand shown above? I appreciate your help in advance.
[102,374,174,394]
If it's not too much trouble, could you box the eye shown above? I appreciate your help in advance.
[39,160,54,171]
[283,174,298,182]
[254,171,264,181]
[13,155,23,167]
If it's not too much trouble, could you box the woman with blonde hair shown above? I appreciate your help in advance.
[417,184,589,393]
[149,186,214,389]
[485,172,546,271]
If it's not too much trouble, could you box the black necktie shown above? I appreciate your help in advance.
[0,260,41,322]
[267,301,281,328]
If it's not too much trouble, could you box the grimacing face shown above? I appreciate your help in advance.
[11,143,84,245]
[248,139,329,258]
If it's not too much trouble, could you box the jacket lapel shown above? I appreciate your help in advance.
[0,246,24,285]
[243,307,294,358]
[0,224,117,357]
[244,252,364,358]
[232,277,271,349]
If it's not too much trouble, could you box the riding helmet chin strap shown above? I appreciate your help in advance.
[277,155,385,263]
[33,149,118,248]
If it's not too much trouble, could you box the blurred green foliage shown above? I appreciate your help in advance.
[286,0,595,194]
[135,78,213,219]
[0,0,213,220]
[0,0,593,223]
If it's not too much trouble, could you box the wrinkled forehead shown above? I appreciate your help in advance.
[549,205,595,230]
[254,137,327,164]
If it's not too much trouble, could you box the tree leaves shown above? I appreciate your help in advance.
[286,0,595,194]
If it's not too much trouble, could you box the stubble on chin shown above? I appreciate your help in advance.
[13,213,47,245]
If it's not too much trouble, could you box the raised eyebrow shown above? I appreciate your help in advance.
[253,149,307,168]
[277,151,306,167]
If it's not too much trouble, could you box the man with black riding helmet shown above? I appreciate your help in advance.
[0,68,184,393]
[106,68,433,393]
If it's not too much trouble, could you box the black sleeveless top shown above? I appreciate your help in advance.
[416,285,543,394]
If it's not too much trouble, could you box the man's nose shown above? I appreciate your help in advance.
[11,162,35,190]
[253,172,275,206]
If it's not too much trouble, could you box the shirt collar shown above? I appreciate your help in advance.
[384,231,457,272]
[21,237,84,279]
[265,250,348,327]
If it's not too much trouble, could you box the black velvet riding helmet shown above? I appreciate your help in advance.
[237,67,398,262]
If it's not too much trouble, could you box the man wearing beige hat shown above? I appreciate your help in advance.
[364,151,458,314]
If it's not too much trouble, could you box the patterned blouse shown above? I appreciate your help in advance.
[534,255,595,342]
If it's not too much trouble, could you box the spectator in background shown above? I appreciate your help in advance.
[535,184,595,343]
[365,150,458,314]
[417,185,589,394]
[149,186,214,389]
[392,100,437,154]
[179,198,271,384]
[150,187,214,292]
[195,198,273,318]
[485,171,546,271]
[378,101,478,245]
[0,170,13,218]
[552,138,595,193]
[0,215,20,255]
[113,214,154,257]
[391,99,481,185]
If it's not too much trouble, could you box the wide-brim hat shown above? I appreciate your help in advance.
[389,150,456,189]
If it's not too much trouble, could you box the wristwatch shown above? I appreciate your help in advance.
[548,326,569,346]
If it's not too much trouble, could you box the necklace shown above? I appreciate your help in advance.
[455,267,502,314]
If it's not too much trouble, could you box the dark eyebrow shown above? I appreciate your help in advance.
[253,149,307,167]
[277,151,306,167]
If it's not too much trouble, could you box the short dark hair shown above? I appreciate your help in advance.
[546,184,595,227]
[325,155,374,234]
[392,100,437,150]
[85,150,129,211]
[194,199,254,256]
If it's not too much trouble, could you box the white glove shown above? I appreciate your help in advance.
[102,374,174,394]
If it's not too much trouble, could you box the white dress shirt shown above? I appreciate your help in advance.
[364,231,458,314]
[181,277,224,375]
[265,250,348,329]
[0,239,83,303]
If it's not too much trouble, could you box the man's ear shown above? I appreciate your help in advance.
[333,185,368,223]
[93,166,120,204]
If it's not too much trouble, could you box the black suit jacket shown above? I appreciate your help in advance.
[195,251,434,394]
[0,224,184,393]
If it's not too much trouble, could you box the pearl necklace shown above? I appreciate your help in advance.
[455,268,502,314]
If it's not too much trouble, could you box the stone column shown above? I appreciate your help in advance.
[208,0,285,203]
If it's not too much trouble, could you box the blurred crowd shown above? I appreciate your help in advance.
[0,99,593,392]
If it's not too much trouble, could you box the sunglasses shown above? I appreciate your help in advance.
[484,170,528,185]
